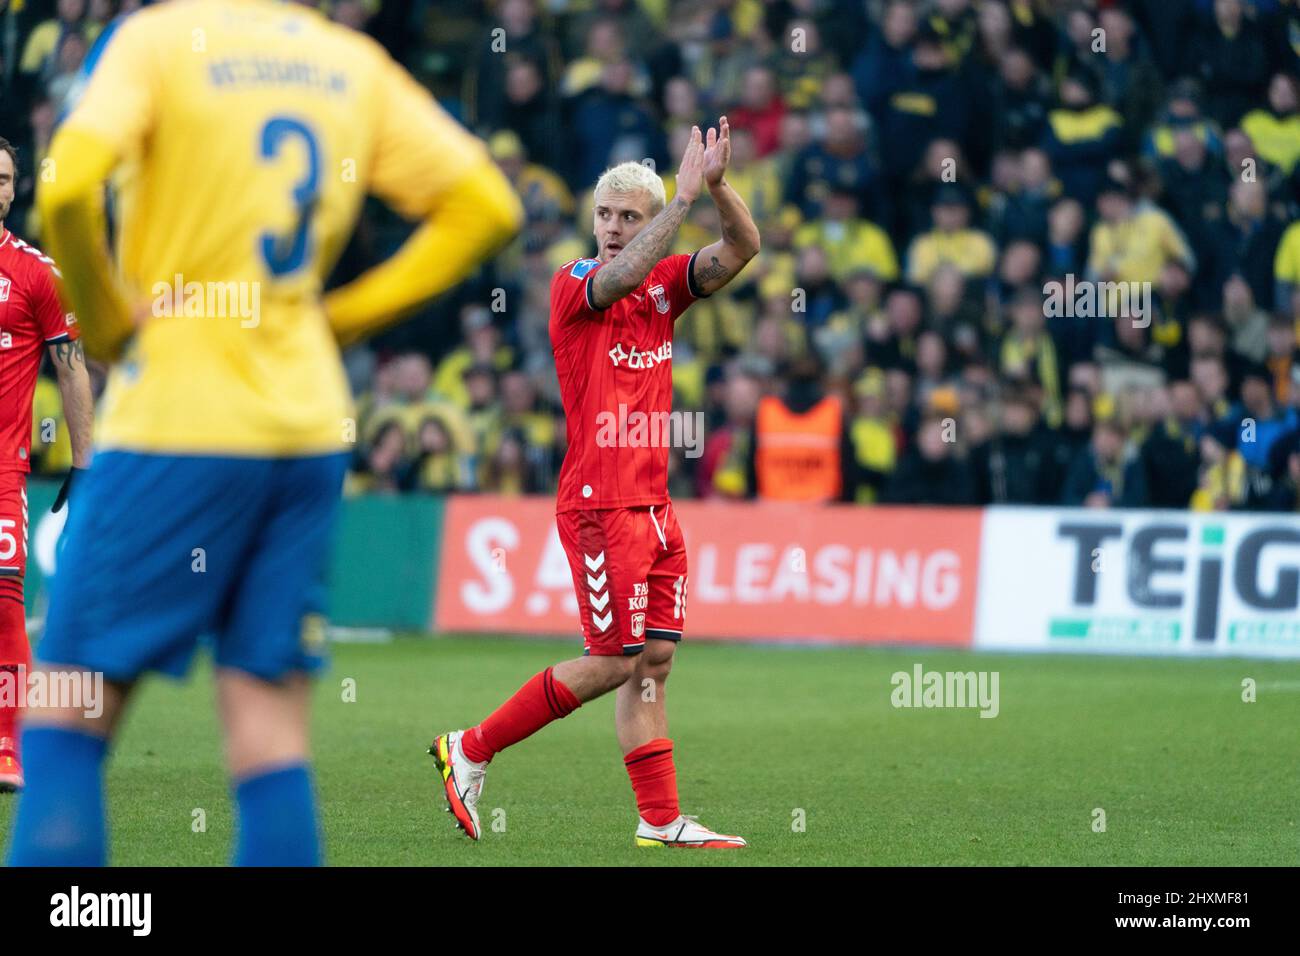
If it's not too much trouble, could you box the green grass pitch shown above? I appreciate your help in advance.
[2,635,1295,865]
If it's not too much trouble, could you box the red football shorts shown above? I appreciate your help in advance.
[556,502,688,656]
[0,471,29,587]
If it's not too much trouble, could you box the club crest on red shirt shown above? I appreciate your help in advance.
[648,283,669,314]
[0,277,10,302]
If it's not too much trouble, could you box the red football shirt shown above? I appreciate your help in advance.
[0,228,79,473]
[550,251,706,512]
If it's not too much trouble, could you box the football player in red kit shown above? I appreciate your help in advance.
[432,118,760,847]
[0,138,94,791]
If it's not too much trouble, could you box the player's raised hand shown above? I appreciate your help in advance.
[703,116,731,187]
[675,125,705,205]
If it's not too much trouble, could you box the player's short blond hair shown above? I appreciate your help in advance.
[593,161,665,214]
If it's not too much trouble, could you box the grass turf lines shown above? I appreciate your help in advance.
[1,634,1294,865]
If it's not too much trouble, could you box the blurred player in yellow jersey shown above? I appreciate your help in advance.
[6,0,521,865]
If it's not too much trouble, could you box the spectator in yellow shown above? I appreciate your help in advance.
[793,187,898,283]
[1087,170,1193,289]
[1191,421,1247,511]
[345,414,409,496]
[821,269,887,376]
[462,363,503,465]
[432,307,514,409]
[489,130,574,227]
[1241,73,1300,176]
[408,409,465,493]
[848,368,897,503]
[999,287,1063,427]
[20,0,101,78]
[497,370,554,451]
[487,129,572,279]
[767,17,838,110]
[560,18,650,99]
[751,203,801,303]
[1143,78,1223,161]
[905,184,996,285]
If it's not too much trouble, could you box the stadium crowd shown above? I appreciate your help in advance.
[6,0,1300,510]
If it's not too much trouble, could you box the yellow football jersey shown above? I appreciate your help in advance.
[57,0,490,455]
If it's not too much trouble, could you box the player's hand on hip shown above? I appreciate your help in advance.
[702,116,731,187]
[675,126,705,206]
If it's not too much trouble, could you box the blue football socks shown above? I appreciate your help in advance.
[7,726,109,866]
[232,763,322,866]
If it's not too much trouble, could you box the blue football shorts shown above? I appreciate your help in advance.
[37,450,348,683]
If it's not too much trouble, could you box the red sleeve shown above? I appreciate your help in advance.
[654,252,710,322]
[31,261,78,343]
[550,258,606,327]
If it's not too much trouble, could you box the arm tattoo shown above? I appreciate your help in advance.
[591,196,691,308]
[696,254,730,283]
[51,338,85,372]
[692,181,760,293]
[717,207,741,247]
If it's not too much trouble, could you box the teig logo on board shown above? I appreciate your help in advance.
[1056,520,1300,648]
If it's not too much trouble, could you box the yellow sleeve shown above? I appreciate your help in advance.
[1277,223,1300,284]
[322,54,522,347]
[37,129,134,362]
[37,16,158,362]
[367,53,494,220]
[324,163,521,349]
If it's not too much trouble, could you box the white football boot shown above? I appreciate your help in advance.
[429,731,487,840]
[635,814,747,848]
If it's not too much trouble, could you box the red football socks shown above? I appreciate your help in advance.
[461,667,581,764]
[623,738,679,827]
[0,663,20,745]
[0,594,30,746]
